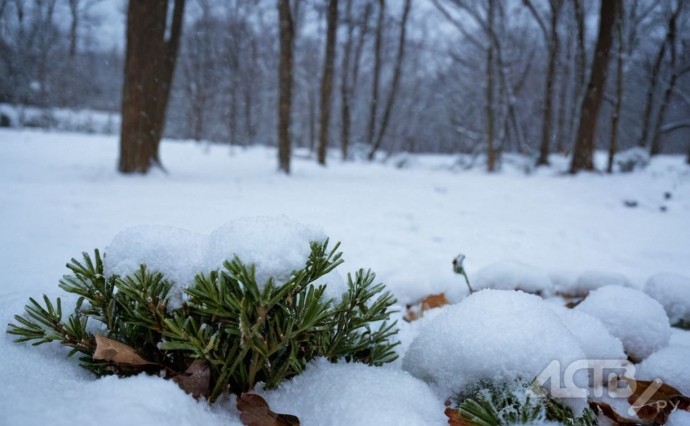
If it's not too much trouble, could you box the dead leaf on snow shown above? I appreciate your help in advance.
[237,393,300,426]
[172,359,210,399]
[588,400,641,425]
[405,293,449,321]
[622,377,690,424]
[93,335,157,366]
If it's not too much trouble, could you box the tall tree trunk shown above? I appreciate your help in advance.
[340,0,354,161]
[568,0,586,153]
[68,0,78,58]
[368,0,411,161]
[119,0,186,174]
[650,3,682,156]
[638,36,668,149]
[570,0,618,174]
[366,0,384,146]
[317,0,338,165]
[486,0,497,172]
[607,3,624,174]
[278,0,295,174]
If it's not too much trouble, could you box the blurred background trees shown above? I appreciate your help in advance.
[1,0,689,173]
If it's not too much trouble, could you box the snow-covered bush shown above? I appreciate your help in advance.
[8,222,399,402]
[644,273,690,328]
[615,147,650,173]
[472,261,552,295]
[575,285,670,361]
[636,346,690,396]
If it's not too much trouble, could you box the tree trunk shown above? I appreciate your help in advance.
[366,0,385,147]
[317,0,338,166]
[486,0,497,172]
[607,3,624,174]
[368,0,411,161]
[536,2,561,166]
[339,0,354,161]
[278,0,295,174]
[569,0,618,174]
[119,0,185,174]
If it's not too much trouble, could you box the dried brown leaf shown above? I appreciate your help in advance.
[172,359,210,399]
[405,293,449,322]
[93,335,157,366]
[237,393,300,426]
[622,377,690,423]
[444,406,475,426]
[588,400,642,425]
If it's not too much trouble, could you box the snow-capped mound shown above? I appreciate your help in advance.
[402,290,586,402]
[264,358,445,426]
[644,274,690,326]
[104,225,207,304]
[206,216,326,288]
[572,271,632,294]
[473,261,552,295]
[636,346,690,396]
[104,217,345,308]
[576,286,670,361]
[667,410,690,426]
[546,304,626,360]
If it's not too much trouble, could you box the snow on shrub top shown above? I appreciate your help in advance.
[575,285,670,361]
[573,271,632,293]
[104,216,347,308]
[636,346,690,396]
[402,290,586,404]
[644,273,690,326]
[472,261,553,295]
[263,358,446,426]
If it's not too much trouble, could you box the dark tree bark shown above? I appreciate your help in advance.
[278,0,295,174]
[366,0,385,147]
[569,0,618,174]
[607,2,624,174]
[119,0,185,174]
[317,0,339,166]
[486,0,497,172]
[368,0,411,161]
[339,0,355,161]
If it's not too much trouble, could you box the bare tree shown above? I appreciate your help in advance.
[607,1,624,173]
[119,0,186,174]
[317,0,339,165]
[570,0,618,174]
[368,0,411,161]
[366,0,384,147]
[486,0,497,171]
[278,0,295,174]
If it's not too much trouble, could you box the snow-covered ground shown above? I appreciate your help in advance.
[1,128,689,425]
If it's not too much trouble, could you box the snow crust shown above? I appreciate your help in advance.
[575,286,670,361]
[402,290,587,404]
[644,273,690,325]
[636,346,690,395]
[104,217,347,308]
[473,261,552,294]
[263,359,446,426]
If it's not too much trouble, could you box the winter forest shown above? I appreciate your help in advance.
[2,1,690,426]
[1,0,690,172]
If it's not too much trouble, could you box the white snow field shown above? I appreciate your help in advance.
[1,128,690,425]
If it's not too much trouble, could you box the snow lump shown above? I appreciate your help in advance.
[575,285,670,361]
[402,290,586,402]
[644,273,690,326]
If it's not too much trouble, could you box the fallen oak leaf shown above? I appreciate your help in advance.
[172,359,210,399]
[405,293,449,322]
[237,393,300,426]
[93,335,158,366]
[622,377,690,424]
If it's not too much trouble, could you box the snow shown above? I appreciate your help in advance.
[636,346,690,396]
[667,409,690,426]
[1,128,690,424]
[644,273,690,326]
[402,290,587,409]
[472,260,553,295]
[262,359,446,426]
[575,286,671,361]
[571,270,633,294]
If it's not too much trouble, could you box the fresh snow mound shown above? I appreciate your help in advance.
[263,359,445,426]
[206,216,326,287]
[402,290,586,403]
[105,217,344,308]
[546,305,626,360]
[644,274,690,325]
[667,410,690,426]
[576,286,670,361]
[636,346,690,395]
[104,225,207,305]
[473,261,552,294]
[573,271,632,294]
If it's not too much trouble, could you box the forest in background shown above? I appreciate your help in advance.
[1,0,689,171]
